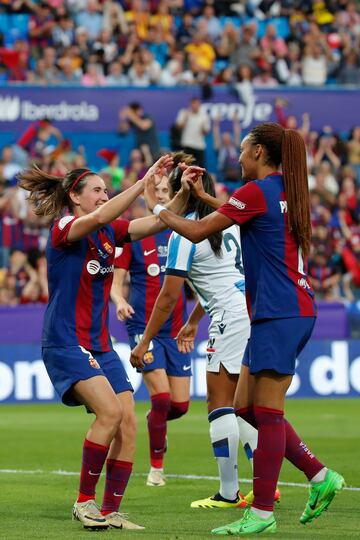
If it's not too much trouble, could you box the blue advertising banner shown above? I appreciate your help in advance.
[0,339,360,404]
[0,86,358,133]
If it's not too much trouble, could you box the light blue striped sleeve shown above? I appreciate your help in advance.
[166,231,196,277]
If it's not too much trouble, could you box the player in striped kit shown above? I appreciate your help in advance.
[141,122,345,536]
[111,158,192,488]
[18,155,188,531]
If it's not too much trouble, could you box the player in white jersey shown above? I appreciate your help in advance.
[130,166,259,509]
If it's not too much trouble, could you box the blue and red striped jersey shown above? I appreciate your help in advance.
[114,229,187,338]
[218,174,317,321]
[42,215,130,351]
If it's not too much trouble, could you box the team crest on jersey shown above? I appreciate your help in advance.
[103,241,113,254]
[89,357,100,369]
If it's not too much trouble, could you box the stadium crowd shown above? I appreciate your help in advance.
[0,0,359,87]
[0,0,360,306]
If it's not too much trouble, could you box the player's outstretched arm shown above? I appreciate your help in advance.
[67,155,173,242]
[127,180,190,241]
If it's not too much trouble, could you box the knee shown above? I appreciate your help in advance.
[121,408,138,440]
[167,400,189,421]
[149,393,172,418]
[97,403,123,431]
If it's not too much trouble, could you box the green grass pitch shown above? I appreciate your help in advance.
[0,399,359,539]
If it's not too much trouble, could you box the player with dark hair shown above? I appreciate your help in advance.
[111,152,194,488]
[140,122,345,535]
[17,155,188,531]
[131,165,257,509]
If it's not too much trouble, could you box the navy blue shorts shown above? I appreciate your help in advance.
[42,346,133,406]
[242,317,316,375]
[129,334,192,377]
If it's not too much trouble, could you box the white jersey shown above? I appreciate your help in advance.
[166,215,247,319]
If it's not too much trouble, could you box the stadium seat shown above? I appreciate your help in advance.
[10,14,30,36]
[0,13,9,34]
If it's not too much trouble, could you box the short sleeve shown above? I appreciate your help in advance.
[217,181,267,225]
[111,219,130,246]
[114,242,132,270]
[166,231,196,278]
[51,216,77,248]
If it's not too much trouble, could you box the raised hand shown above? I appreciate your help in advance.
[142,154,174,185]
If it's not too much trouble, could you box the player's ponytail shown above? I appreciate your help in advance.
[281,129,311,258]
[18,166,94,217]
[250,122,311,257]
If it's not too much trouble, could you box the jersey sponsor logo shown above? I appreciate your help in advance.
[183,365,191,371]
[58,215,75,230]
[144,249,156,256]
[89,357,101,369]
[229,197,246,210]
[86,260,114,275]
[279,200,288,213]
[147,263,160,277]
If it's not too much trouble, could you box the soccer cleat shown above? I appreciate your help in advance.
[105,511,145,530]
[244,488,281,506]
[146,468,166,487]
[191,491,247,509]
[212,508,276,536]
[300,469,345,524]
[72,499,108,530]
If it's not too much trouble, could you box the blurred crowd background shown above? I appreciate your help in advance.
[0,0,360,308]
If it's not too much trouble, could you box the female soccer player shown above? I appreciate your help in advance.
[130,165,257,509]
[111,153,194,488]
[18,155,187,531]
[140,123,345,536]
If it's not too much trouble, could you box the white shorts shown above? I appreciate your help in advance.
[206,309,250,374]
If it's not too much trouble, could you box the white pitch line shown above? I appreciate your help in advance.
[0,468,359,492]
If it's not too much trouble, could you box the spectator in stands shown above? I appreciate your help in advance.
[81,61,106,85]
[301,43,328,86]
[253,64,279,87]
[175,97,210,167]
[212,113,242,185]
[198,4,222,43]
[29,1,56,57]
[216,22,239,62]
[105,61,129,86]
[184,31,216,73]
[337,49,360,85]
[76,0,103,41]
[229,24,259,72]
[118,102,161,162]
[347,126,360,185]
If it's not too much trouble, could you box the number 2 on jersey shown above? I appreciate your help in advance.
[223,232,244,275]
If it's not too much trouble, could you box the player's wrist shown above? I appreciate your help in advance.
[153,204,167,216]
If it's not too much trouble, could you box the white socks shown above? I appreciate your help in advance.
[209,407,239,501]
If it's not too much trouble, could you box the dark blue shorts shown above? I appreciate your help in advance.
[242,317,316,375]
[128,334,192,377]
[42,346,133,406]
